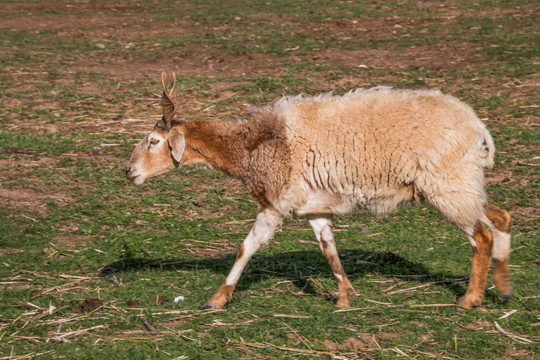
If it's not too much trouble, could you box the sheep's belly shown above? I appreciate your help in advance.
[294,184,416,217]
[294,188,346,216]
[293,187,366,216]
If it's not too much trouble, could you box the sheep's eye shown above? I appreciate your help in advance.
[150,139,159,145]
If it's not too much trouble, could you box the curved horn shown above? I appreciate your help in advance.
[160,71,179,127]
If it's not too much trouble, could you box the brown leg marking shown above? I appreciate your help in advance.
[485,204,512,233]
[236,244,245,260]
[492,259,512,300]
[484,204,512,299]
[203,244,246,309]
[325,252,355,308]
[203,283,235,309]
[457,224,493,310]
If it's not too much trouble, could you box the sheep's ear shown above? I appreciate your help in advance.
[160,72,178,127]
[168,128,185,163]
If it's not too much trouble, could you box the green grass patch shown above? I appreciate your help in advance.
[0,0,538,358]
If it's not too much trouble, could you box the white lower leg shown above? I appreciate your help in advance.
[224,209,282,287]
[491,228,511,261]
[204,209,282,309]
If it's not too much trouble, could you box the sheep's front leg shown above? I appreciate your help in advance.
[309,217,355,308]
[203,209,283,309]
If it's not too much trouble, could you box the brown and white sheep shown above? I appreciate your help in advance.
[125,72,512,310]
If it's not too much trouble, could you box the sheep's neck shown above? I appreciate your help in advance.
[182,120,244,178]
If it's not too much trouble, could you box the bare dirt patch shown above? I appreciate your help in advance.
[2,3,473,80]
[69,51,281,78]
[319,42,479,71]
[1,1,141,12]
[53,221,94,245]
[0,187,71,216]
[0,155,75,216]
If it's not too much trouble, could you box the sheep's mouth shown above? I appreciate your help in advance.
[126,173,145,185]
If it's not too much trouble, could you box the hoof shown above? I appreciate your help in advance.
[501,289,513,302]
[457,294,482,311]
[335,286,355,308]
[336,299,352,308]
[202,303,215,310]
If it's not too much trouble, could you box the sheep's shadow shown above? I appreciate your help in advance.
[100,249,470,301]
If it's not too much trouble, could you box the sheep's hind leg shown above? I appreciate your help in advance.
[203,209,283,309]
[482,204,512,300]
[309,217,355,308]
[457,223,494,310]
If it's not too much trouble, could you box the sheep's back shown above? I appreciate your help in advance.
[276,89,487,197]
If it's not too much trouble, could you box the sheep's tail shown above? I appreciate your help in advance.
[478,125,495,169]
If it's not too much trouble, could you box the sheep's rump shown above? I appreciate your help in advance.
[248,88,494,225]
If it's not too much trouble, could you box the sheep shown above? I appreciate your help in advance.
[125,72,512,310]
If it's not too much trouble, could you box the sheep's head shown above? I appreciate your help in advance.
[125,72,186,185]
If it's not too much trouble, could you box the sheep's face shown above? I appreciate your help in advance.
[125,122,185,185]
[126,72,185,185]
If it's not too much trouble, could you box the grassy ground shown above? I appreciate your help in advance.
[1,0,538,359]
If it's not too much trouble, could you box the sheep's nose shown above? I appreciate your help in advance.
[125,168,131,177]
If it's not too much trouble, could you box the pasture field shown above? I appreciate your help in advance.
[0,0,538,359]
